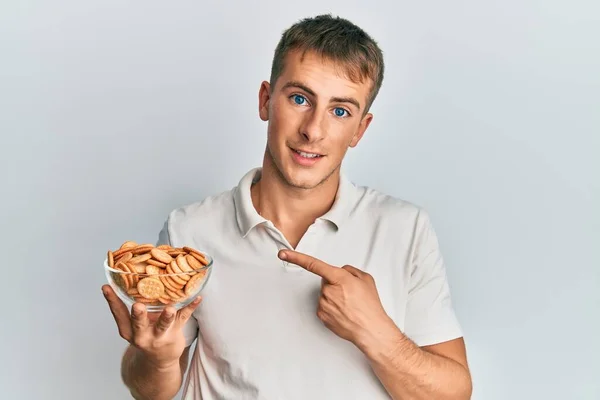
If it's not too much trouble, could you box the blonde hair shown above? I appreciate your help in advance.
[269,14,385,113]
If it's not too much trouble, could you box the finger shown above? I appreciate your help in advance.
[154,306,176,336]
[341,265,365,278]
[130,302,149,338]
[102,285,132,341]
[278,250,343,284]
[174,296,203,328]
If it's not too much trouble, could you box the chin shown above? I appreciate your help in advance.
[266,143,338,189]
[281,164,337,190]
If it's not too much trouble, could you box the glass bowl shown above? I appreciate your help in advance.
[104,244,213,312]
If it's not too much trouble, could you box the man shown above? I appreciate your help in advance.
[102,14,472,400]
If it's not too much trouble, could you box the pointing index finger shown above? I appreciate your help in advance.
[278,250,342,284]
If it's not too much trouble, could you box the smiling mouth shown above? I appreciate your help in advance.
[291,148,324,159]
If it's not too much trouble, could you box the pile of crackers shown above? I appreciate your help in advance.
[107,241,210,305]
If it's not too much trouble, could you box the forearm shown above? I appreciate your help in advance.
[358,324,472,400]
[121,345,186,400]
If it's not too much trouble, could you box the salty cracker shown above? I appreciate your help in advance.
[133,264,148,274]
[156,244,171,250]
[133,296,158,304]
[169,260,190,281]
[115,261,132,289]
[151,248,173,264]
[130,254,151,264]
[145,265,160,275]
[166,263,188,286]
[159,272,182,292]
[120,241,137,250]
[115,251,133,264]
[176,254,194,273]
[185,254,203,270]
[112,247,132,258]
[167,249,187,257]
[107,251,114,268]
[165,288,186,301]
[130,244,154,255]
[137,277,165,300]
[184,271,207,296]
[121,262,139,286]
[146,259,167,268]
[111,270,128,292]
[188,251,208,266]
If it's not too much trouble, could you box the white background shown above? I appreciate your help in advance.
[1,1,598,399]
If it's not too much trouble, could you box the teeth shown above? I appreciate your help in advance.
[296,150,320,158]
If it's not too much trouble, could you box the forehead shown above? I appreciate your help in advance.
[276,50,372,105]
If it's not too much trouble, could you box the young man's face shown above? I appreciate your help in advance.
[259,50,374,190]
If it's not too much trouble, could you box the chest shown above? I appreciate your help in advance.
[191,222,412,355]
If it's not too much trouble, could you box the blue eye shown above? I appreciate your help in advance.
[334,108,348,117]
[292,95,306,105]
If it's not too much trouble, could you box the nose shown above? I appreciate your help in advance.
[299,107,327,142]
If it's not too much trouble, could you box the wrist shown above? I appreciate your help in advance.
[355,317,411,363]
[132,346,181,373]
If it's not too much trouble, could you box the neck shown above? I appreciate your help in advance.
[251,152,339,246]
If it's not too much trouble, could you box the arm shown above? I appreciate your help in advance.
[102,283,201,400]
[357,323,472,400]
[278,209,472,400]
[121,344,192,400]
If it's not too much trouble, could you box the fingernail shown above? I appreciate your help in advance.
[278,250,287,260]
[101,287,108,297]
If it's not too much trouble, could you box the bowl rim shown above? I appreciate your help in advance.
[104,251,213,276]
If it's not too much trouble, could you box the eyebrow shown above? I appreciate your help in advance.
[281,80,362,111]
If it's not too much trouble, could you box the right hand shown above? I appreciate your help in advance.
[102,284,202,368]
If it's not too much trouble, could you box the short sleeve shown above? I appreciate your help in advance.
[156,217,199,347]
[404,211,463,347]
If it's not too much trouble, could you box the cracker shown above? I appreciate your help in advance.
[151,248,173,264]
[169,260,190,281]
[137,277,165,300]
[159,271,181,292]
[147,259,167,268]
[145,265,160,275]
[130,253,151,264]
[134,264,147,274]
[176,254,194,273]
[107,251,114,268]
[115,251,133,264]
[114,262,131,290]
[185,254,203,270]
[184,271,207,296]
[131,244,154,255]
[121,262,139,286]
[189,251,208,266]
[120,241,137,250]
[165,288,186,301]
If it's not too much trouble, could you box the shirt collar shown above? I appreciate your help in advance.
[233,167,357,237]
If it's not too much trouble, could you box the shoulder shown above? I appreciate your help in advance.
[161,187,236,241]
[351,182,433,229]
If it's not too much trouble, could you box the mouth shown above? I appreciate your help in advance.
[289,147,325,166]
[291,148,324,159]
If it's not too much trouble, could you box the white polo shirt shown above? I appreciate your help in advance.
[157,167,463,400]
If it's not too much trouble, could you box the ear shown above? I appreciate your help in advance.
[349,113,373,148]
[258,81,271,121]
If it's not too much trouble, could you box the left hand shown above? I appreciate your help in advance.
[278,249,395,347]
